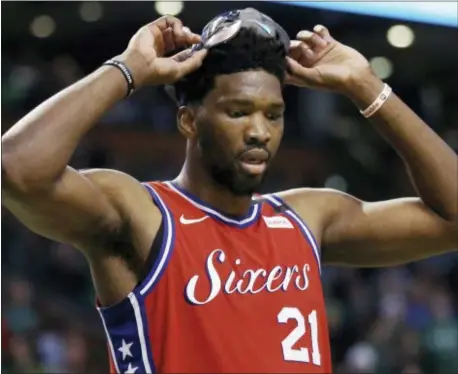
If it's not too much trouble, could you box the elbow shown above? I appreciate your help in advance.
[2,141,52,196]
[1,139,21,193]
[1,132,36,195]
[2,152,32,195]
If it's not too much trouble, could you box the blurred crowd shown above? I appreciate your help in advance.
[2,9,458,374]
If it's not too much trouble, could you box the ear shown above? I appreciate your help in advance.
[177,106,197,139]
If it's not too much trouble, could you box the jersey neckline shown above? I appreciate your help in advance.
[165,181,261,228]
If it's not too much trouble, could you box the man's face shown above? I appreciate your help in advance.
[194,70,284,196]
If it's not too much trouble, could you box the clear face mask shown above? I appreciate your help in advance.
[165,8,290,105]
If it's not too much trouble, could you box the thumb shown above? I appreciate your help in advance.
[173,49,207,79]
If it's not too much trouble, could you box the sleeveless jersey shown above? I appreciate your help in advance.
[97,181,332,373]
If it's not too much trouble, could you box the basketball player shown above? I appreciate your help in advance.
[2,8,457,374]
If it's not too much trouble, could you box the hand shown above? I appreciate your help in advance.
[286,25,374,95]
[120,16,207,87]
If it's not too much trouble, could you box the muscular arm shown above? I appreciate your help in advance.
[2,16,204,305]
[347,75,457,222]
[330,75,458,265]
[2,51,151,250]
[284,26,457,266]
[285,76,457,267]
[320,75,458,266]
[2,16,203,253]
[321,193,458,267]
[282,188,457,268]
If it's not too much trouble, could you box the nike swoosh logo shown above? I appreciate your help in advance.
[179,215,209,225]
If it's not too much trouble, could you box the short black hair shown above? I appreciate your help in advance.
[173,28,287,105]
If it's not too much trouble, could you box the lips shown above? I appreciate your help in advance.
[238,149,269,175]
[239,149,269,164]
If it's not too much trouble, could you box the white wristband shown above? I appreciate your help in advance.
[360,83,392,118]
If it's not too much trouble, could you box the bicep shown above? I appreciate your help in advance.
[322,195,458,267]
[2,167,137,248]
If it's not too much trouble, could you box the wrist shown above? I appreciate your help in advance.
[343,70,385,110]
[116,49,150,89]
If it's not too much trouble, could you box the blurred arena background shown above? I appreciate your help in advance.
[1,2,457,373]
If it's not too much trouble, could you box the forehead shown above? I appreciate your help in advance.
[205,70,284,106]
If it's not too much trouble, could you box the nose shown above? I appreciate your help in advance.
[244,112,271,146]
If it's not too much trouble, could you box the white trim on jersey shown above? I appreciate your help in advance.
[263,194,322,274]
[128,293,153,373]
[97,308,121,373]
[165,181,260,226]
[140,184,174,296]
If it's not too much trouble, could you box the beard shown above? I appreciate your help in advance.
[198,130,270,197]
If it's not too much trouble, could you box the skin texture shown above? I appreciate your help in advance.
[176,70,284,204]
[2,17,457,308]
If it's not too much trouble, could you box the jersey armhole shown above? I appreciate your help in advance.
[134,182,176,296]
[263,194,322,274]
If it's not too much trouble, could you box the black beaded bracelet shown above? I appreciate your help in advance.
[103,59,135,97]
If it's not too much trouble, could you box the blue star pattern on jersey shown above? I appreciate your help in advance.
[98,293,156,373]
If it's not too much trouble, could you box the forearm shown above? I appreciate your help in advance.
[2,51,146,191]
[346,73,458,221]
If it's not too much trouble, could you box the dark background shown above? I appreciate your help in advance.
[2,2,457,373]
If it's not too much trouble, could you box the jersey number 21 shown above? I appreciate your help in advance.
[277,307,321,365]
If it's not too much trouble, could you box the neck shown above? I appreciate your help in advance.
[174,160,254,217]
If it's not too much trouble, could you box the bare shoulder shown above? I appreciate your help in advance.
[273,187,359,243]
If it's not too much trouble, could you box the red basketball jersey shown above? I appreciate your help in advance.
[97,181,332,373]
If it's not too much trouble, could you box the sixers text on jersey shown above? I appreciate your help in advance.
[98,182,332,373]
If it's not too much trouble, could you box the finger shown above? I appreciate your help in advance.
[148,24,166,56]
[284,70,301,86]
[313,24,334,43]
[286,56,304,75]
[172,48,192,63]
[285,56,319,84]
[171,18,186,46]
[183,27,202,46]
[162,27,177,53]
[154,16,187,47]
[288,40,303,60]
[174,49,207,79]
[171,26,200,49]
[165,18,200,47]
[289,40,315,66]
[296,30,328,51]
[154,15,183,32]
